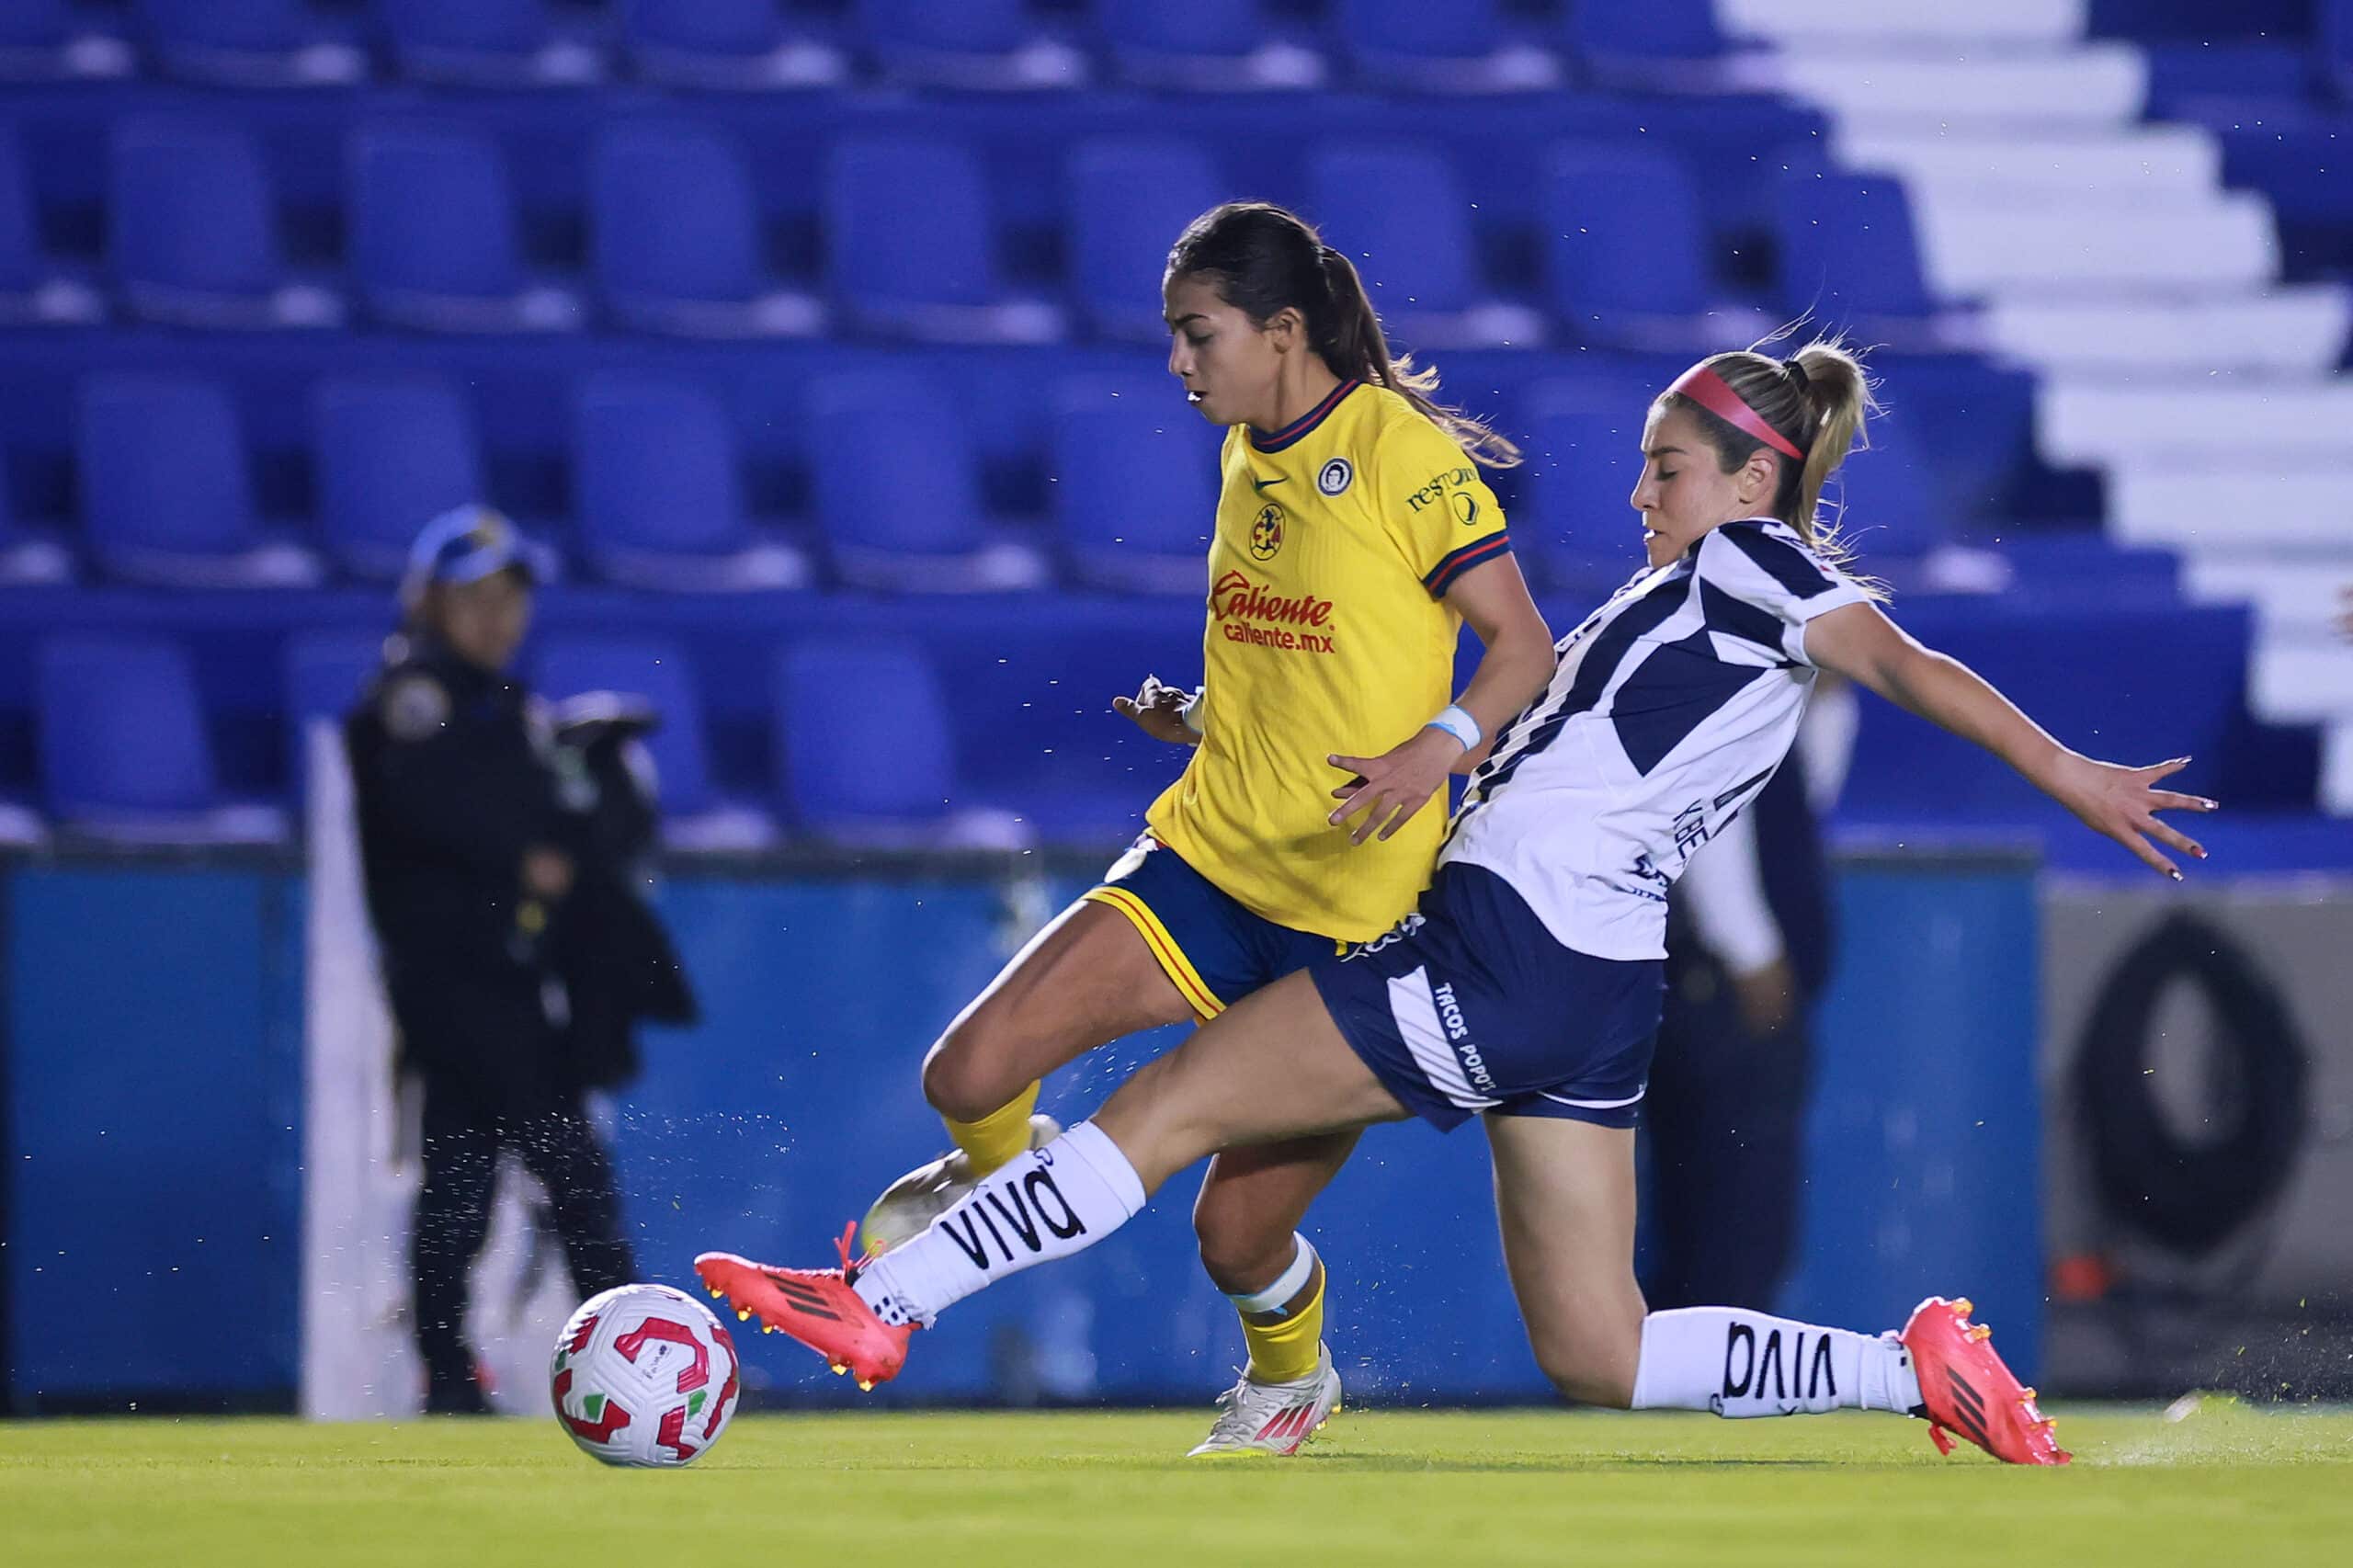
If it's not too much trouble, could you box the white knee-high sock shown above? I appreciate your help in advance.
[854,1121,1146,1327]
[1630,1307,1922,1418]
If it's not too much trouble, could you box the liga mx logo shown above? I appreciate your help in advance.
[1251,502,1285,560]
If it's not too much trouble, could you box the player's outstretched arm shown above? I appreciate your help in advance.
[1802,600,2219,880]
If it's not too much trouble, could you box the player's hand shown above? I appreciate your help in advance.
[1732,958,1797,1038]
[1328,728,1463,846]
[2046,753,2217,880]
[1114,675,1199,746]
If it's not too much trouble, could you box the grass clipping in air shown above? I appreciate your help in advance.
[5,1403,2349,1568]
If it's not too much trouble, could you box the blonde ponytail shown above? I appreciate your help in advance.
[1784,340,1879,563]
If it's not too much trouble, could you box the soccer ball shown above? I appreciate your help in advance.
[551,1283,742,1468]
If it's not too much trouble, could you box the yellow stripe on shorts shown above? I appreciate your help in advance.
[1083,884,1226,1021]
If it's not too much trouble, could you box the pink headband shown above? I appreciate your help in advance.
[1666,364,1805,460]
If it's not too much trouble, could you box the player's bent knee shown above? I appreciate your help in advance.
[1531,1338,1635,1410]
[1191,1206,1294,1295]
[918,1031,1021,1126]
[1541,1361,1633,1410]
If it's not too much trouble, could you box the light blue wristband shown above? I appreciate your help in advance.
[1424,703,1481,752]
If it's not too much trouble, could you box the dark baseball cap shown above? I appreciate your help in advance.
[400,505,555,607]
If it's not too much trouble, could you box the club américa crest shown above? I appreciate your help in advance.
[1251,502,1286,560]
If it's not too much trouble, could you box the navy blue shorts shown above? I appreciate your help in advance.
[1085,835,1341,1020]
[1309,863,1665,1131]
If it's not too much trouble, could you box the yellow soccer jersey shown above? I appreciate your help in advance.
[1145,379,1513,942]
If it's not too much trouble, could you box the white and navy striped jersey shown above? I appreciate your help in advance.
[1442,517,1867,962]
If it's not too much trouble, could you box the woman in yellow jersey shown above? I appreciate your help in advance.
[858,202,1555,1452]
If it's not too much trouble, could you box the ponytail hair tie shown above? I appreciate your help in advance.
[1783,357,1812,393]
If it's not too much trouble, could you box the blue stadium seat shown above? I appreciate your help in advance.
[1066,137,1223,340]
[807,373,1048,592]
[0,0,72,53]
[1542,145,1712,341]
[77,374,320,588]
[285,627,386,729]
[589,120,821,337]
[777,637,1028,847]
[863,0,1026,54]
[0,122,97,325]
[2214,116,2353,230]
[38,634,285,844]
[2141,40,2313,124]
[2328,0,2353,95]
[535,634,779,850]
[1337,0,1500,58]
[1564,0,1727,82]
[380,0,601,87]
[312,377,483,581]
[1338,0,1559,93]
[137,0,365,87]
[1827,411,1951,566]
[1308,143,1472,313]
[349,124,579,334]
[1307,142,1540,347]
[1568,0,1724,56]
[0,124,34,292]
[573,375,806,592]
[621,0,846,89]
[282,626,387,799]
[825,136,1061,343]
[1516,378,1655,591]
[0,0,132,80]
[1774,169,1935,323]
[1101,0,1324,88]
[0,439,72,585]
[859,0,1085,90]
[109,119,335,330]
[1052,375,1221,593]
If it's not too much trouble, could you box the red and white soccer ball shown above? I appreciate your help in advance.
[551,1283,742,1468]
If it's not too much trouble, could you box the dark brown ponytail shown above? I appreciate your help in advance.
[1169,201,1519,468]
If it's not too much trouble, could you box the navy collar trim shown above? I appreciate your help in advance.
[1248,379,1363,453]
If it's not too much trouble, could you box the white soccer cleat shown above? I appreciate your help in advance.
[1187,1346,1343,1458]
[857,1113,1062,1258]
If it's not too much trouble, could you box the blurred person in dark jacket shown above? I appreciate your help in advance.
[1643,680,1855,1311]
[346,506,694,1413]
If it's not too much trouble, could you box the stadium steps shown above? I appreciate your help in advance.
[1730,0,2353,814]
[1831,127,2347,374]
[2103,462,2353,552]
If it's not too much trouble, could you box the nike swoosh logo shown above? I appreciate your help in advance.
[1252,475,1287,492]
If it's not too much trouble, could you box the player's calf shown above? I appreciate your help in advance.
[1631,1306,1919,1419]
[1626,1297,2067,1465]
[859,1108,1061,1258]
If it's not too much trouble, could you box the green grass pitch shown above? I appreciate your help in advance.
[6,1403,2348,1568]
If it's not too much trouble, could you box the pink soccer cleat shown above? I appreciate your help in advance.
[694,1223,914,1391]
[1901,1296,2071,1466]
